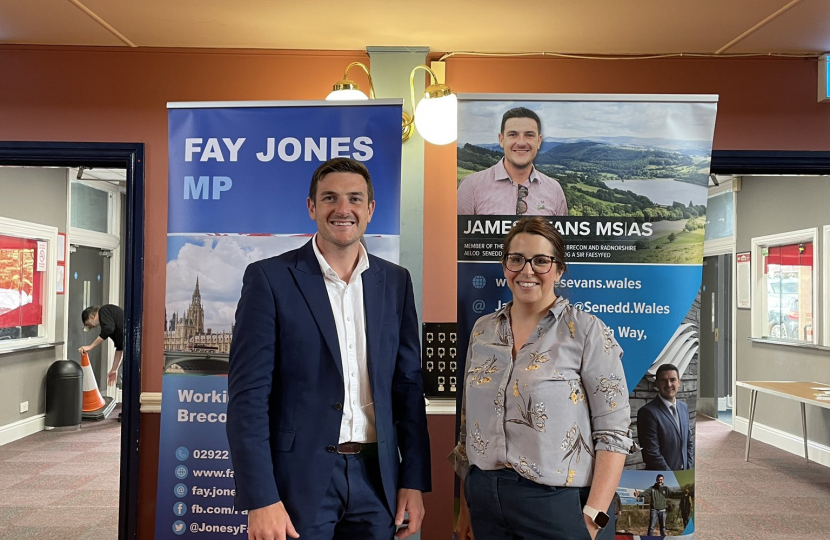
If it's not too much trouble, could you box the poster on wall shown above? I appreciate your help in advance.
[155,100,404,540]
[0,234,45,334]
[455,94,718,539]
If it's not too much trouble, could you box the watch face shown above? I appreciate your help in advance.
[594,511,610,528]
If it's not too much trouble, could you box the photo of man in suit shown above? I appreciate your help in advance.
[226,157,431,540]
[637,363,694,471]
[456,107,568,216]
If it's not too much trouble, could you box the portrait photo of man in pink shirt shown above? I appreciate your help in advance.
[457,107,568,216]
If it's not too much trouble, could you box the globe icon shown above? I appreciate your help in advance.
[472,275,486,289]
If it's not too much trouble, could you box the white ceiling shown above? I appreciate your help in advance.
[1,0,828,55]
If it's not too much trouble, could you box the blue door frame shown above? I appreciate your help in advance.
[0,142,144,540]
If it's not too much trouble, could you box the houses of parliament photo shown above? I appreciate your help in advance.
[164,277,233,353]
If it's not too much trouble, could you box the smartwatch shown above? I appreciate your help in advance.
[583,505,610,529]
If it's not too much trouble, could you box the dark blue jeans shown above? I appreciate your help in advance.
[465,466,616,540]
[648,508,667,536]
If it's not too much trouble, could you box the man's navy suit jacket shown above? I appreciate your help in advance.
[226,240,431,531]
[637,397,694,471]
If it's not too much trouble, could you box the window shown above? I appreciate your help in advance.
[704,189,734,241]
[0,217,57,352]
[751,228,818,344]
[70,181,114,234]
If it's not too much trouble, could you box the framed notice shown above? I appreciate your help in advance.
[737,251,751,309]
[56,265,65,294]
[57,233,66,263]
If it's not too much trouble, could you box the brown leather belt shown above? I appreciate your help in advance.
[336,442,376,455]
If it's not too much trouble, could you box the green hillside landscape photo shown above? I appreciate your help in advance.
[458,139,710,264]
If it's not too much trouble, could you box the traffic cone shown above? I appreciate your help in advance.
[80,352,107,412]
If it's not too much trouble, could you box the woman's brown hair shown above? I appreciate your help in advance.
[501,217,567,273]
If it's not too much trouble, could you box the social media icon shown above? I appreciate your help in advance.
[172,520,186,535]
[175,465,189,479]
[175,447,189,461]
[174,483,188,498]
[173,502,187,516]
[472,300,485,314]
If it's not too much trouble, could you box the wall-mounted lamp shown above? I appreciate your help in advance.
[326,62,457,146]
[403,65,457,146]
[327,62,375,100]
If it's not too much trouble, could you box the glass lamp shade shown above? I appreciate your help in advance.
[414,93,458,145]
[326,88,370,100]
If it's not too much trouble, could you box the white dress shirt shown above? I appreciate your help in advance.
[312,235,375,444]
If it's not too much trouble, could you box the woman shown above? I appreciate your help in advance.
[450,217,632,540]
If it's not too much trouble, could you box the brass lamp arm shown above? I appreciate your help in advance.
[342,62,376,99]
[404,65,440,129]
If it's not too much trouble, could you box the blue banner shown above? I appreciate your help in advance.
[168,103,402,235]
[154,373,247,539]
[456,95,718,539]
[158,101,404,539]
[458,261,701,387]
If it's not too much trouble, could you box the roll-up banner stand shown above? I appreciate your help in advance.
[456,94,718,539]
[155,101,404,539]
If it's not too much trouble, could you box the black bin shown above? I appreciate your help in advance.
[45,360,83,431]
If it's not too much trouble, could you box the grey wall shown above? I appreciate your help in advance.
[735,175,830,446]
[0,167,68,428]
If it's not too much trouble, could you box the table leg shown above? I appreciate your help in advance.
[745,389,758,462]
[801,402,809,461]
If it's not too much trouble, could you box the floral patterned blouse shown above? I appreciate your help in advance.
[449,296,633,487]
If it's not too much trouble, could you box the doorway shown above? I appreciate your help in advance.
[67,245,108,383]
[699,254,733,423]
[0,142,144,540]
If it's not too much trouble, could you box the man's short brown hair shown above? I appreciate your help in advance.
[308,158,374,203]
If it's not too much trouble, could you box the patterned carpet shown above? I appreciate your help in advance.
[695,415,830,540]
[0,413,829,539]
[0,411,120,540]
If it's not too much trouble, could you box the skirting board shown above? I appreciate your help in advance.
[0,414,45,446]
[734,415,830,468]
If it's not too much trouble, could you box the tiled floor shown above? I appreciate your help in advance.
[0,412,120,540]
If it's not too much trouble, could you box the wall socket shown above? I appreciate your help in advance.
[19,401,28,414]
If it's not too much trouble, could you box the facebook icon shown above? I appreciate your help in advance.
[173,502,187,517]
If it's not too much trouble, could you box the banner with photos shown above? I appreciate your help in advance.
[456,94,718,539]
[155,101,404,540]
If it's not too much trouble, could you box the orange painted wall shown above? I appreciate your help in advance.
[0,46,368,540]
[0,45,367,392]
[2,46,829,539]
[423,55,830,322]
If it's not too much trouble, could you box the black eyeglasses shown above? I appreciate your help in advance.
[516,185,528,215]
[503,253,558,274]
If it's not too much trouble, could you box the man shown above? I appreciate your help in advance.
[634,474,672,536]
[226,158,431,540]
[613,491,622,518]
[457,107,567,216]
[79,304,124,386]
[637,363,694,471]
[680,487,693,528]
